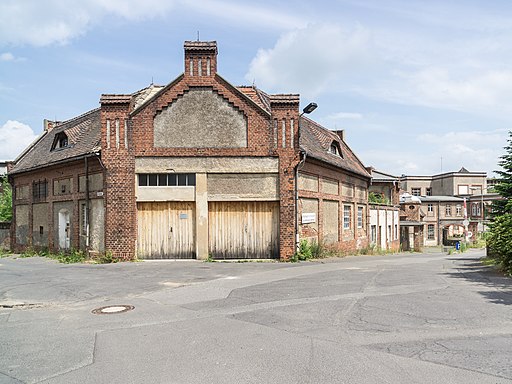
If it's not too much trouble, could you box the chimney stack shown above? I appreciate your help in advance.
[184,41,218,79]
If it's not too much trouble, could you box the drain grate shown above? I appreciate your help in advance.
[92,305,134,315]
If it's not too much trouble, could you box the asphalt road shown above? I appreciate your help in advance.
[0,249,511,384]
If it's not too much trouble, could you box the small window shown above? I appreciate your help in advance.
[427,224,435,240]
[427,204,433,212]
[329,141,342,157]
[178,174,187,186]
[343,205,351,230]
[138,173,196,187]
[51,132,69,151]
[411,188,421,196]
[426,187,432,196]
[33,180,48,200]
[357,206,363,228]
[139,174,148,186]
[445,204,452,216]
[456,205,462,216]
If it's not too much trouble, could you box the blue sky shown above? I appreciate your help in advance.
[1,0,511,177]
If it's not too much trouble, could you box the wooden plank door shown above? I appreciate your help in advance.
[209,201,279,259]
[137,202,195,259]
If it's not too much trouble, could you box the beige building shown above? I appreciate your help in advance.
[400,167,490,245]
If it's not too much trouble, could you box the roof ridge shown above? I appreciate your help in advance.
[54,108,100,130]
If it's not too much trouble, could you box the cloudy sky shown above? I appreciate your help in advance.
[1,0,510,177]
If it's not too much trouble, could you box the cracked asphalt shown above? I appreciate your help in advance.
[0,249,511,383]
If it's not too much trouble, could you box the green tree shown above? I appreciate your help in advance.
[487,130,512,275]
[0,177,12,222]
[492,131,512,216]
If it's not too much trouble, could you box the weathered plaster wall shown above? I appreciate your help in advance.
[154,88,247,148]
[298,173,318,192]
[207,174,278,201]
[136,187,195,202]
[323,200,339,244]
[32,203,48,247]
[15,204,28,245]
[321,177,338,195]
[135,157,279,174]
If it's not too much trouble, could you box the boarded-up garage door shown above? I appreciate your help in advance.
[137,202,195,259]
[209,201,279,259]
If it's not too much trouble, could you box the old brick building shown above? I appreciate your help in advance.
[9,41,370,260]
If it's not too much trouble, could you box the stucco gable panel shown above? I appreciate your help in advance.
[154,87,247,148]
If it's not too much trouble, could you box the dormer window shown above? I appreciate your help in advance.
[329,141,342,157]
[51,132,69,151]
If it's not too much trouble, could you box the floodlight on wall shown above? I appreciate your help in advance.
[301,102,318,115]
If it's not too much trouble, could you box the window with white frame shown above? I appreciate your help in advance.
[427,224,435,240]
[445,204,452,216]
[426,187,432,196]
[458,185,469,195]
[456,205,462,216]
[357,206,363,228]
[427,203,433,213]
[411,187,421,196]
[343,205,351,229]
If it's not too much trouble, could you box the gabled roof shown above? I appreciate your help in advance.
[237,86,271,112]
[10,108,101,175]
[300,116,370,179]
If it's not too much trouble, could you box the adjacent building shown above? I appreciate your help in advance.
[367,168,400,251]
[9,40,370,260]
[400,167,491,245]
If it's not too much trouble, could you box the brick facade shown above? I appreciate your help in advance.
[10,40,371,260]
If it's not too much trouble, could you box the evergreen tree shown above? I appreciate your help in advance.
[492,130,512,215]
[487,130,512,275]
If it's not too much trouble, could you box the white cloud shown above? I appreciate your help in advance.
[0,0,178,46]
[0,121,38,160]
[0,0,303,47]
[0,52,25,62]
[371,68,512,117]
[246,23,374,97]
[0,52,14,61]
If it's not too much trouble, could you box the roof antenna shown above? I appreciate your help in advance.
[197,31,200,41]
[151,76,154,85]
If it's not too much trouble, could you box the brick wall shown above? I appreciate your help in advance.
[298,158,370,254]
[11,158,104,252]
[100,102,136,259]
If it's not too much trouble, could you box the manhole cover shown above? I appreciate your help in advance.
[92,305,134,315]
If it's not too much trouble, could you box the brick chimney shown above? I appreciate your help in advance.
[43,119,58,132]
[184,41,217,79]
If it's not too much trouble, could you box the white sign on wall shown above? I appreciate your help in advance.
[301,213,316,224]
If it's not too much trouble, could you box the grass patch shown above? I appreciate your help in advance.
[16,248,120,264]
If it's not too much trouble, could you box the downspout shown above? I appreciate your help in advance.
[85,156,90,252]
[295,148,307,252]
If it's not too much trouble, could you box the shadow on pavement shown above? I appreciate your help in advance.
[443,256,512,306]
